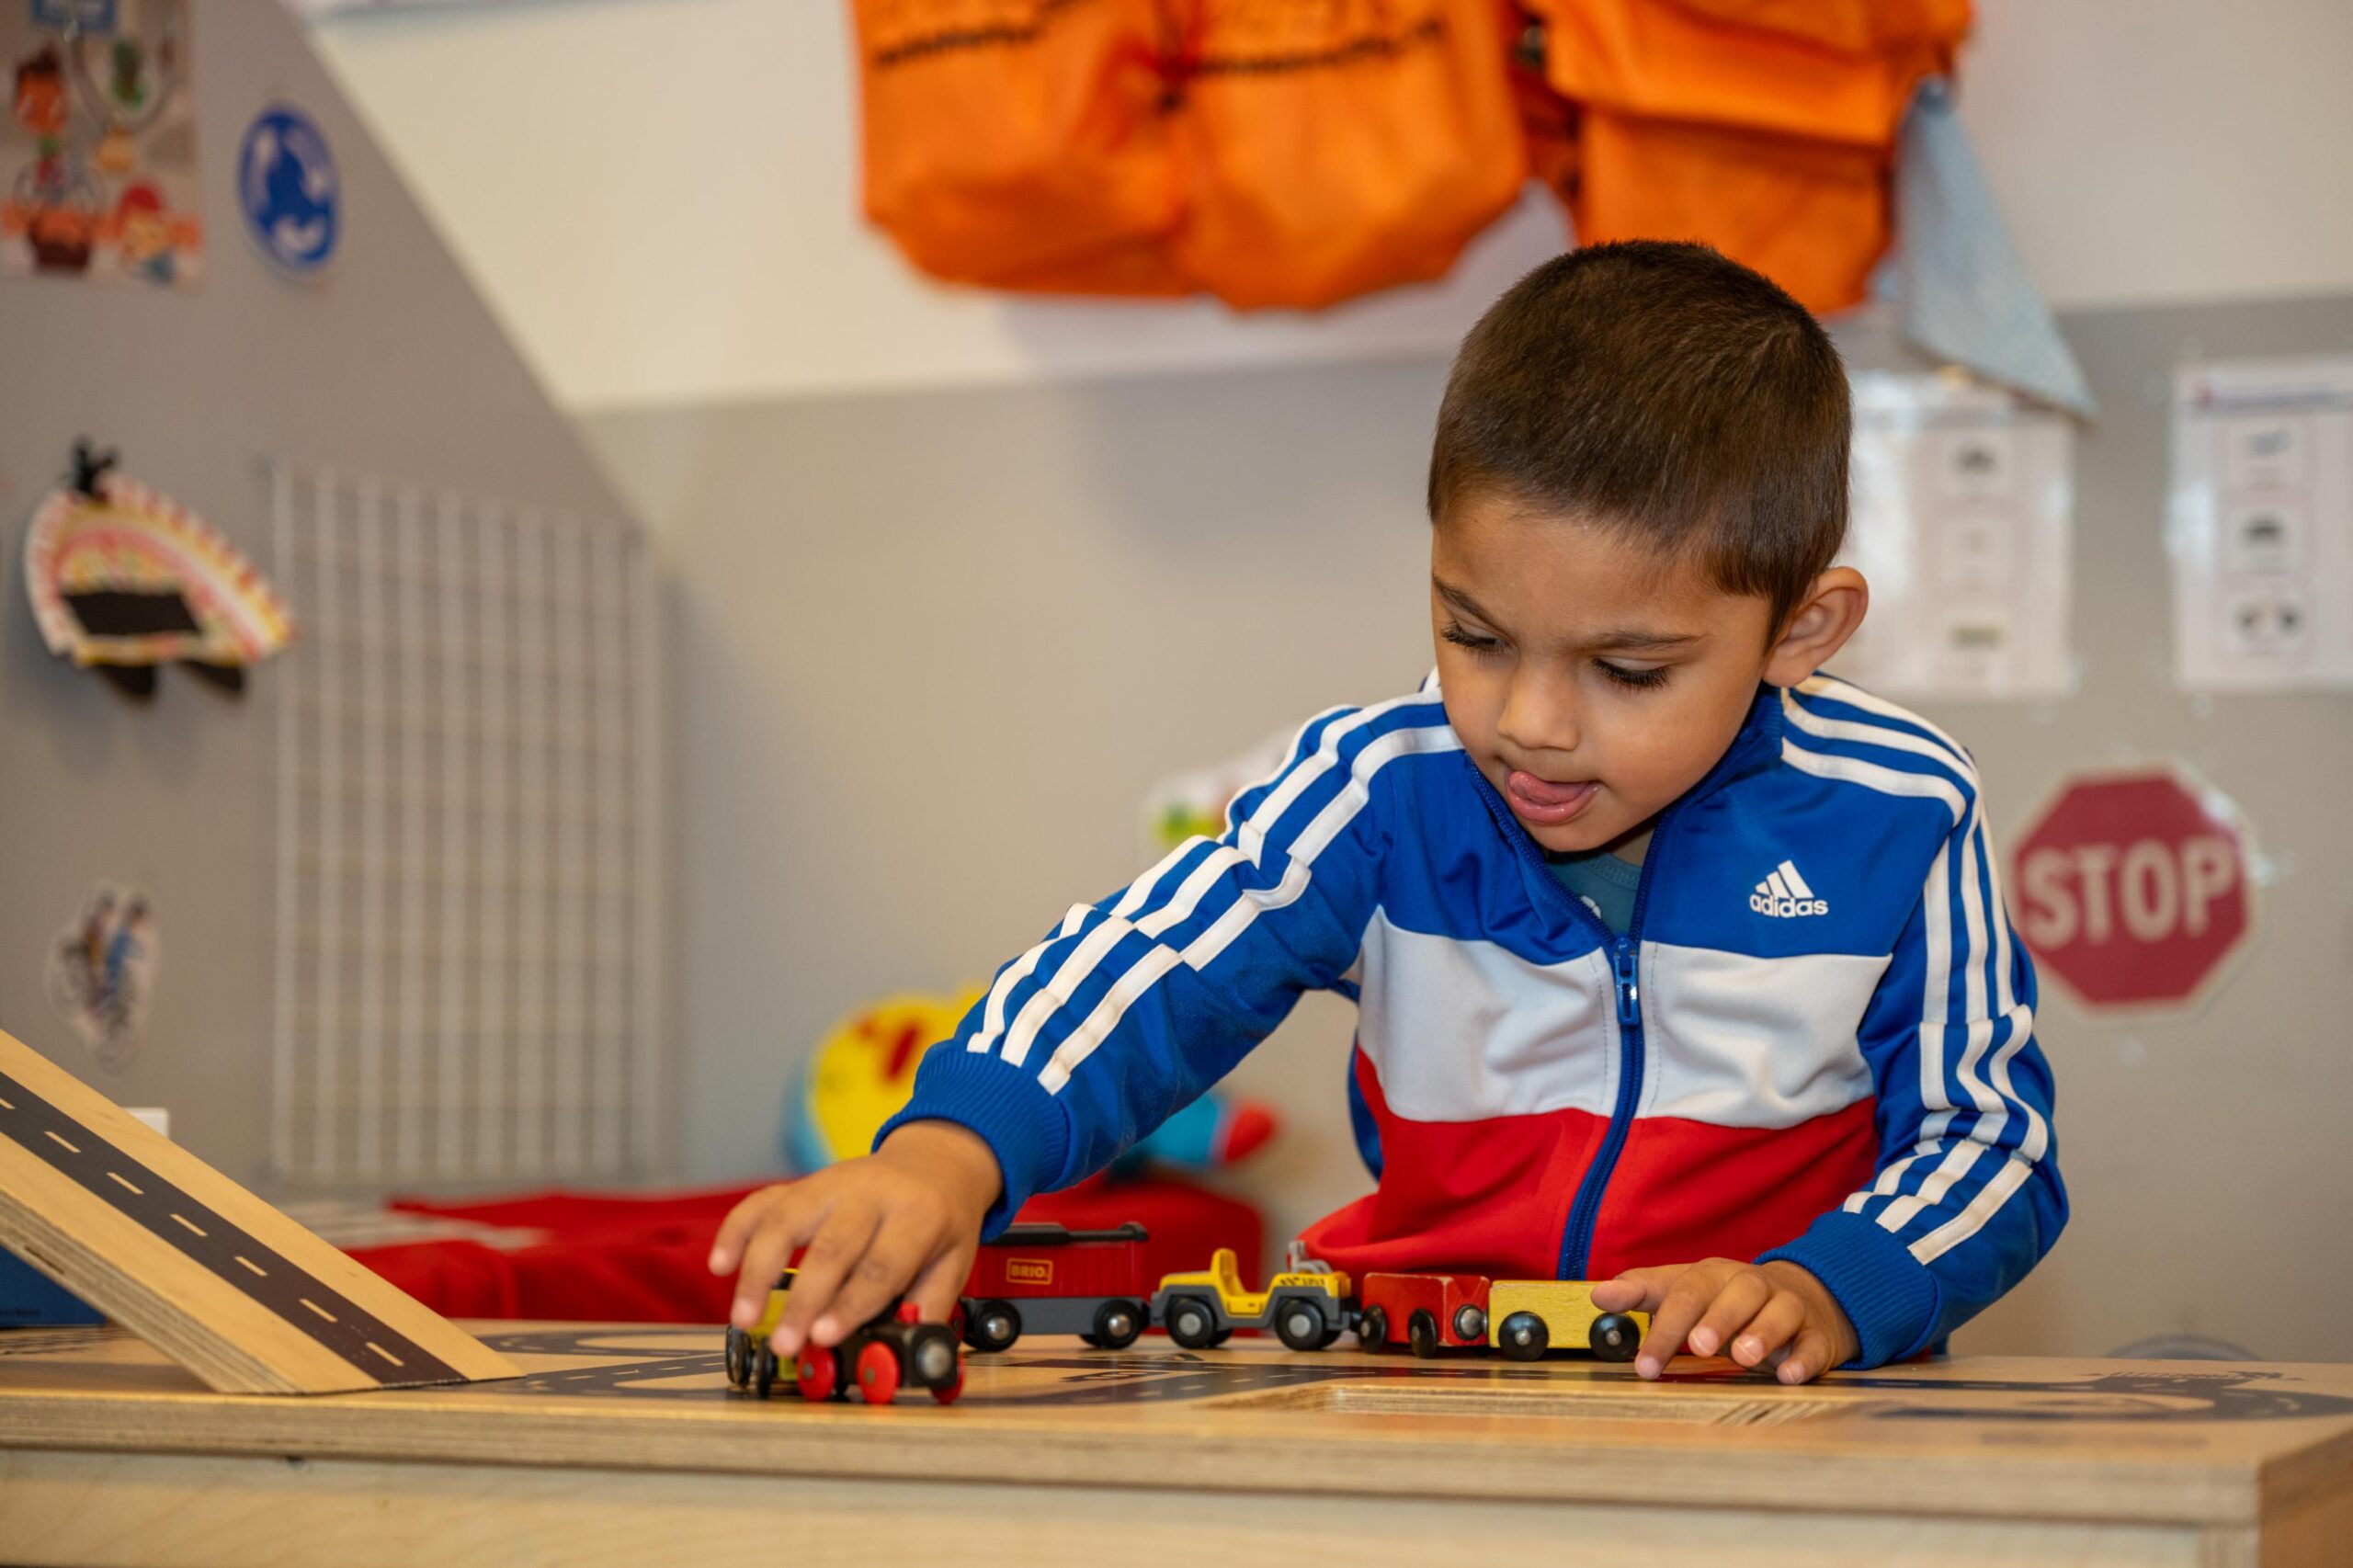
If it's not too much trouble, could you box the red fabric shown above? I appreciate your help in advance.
[348,1175,1263,1323]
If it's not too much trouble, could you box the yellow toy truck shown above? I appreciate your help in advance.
[1150,1246,1352,1351]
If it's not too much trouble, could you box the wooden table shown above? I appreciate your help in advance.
[4,1323,2349,1566]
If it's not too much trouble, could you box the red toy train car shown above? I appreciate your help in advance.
[961,1221,1152,1352]
[1356,1271,1490,1357]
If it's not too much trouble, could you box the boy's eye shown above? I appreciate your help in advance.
[1595,659,1670,689]
[1441,621,1504,654]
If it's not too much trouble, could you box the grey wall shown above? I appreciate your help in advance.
[0,0,637,1191]
[587,291,2353,1364]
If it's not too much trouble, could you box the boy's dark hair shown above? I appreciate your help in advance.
[1427,241,1850,632]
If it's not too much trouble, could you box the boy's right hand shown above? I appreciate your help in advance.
[706,1119,1003,1358]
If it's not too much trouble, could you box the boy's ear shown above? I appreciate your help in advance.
[1763,567,1869,687]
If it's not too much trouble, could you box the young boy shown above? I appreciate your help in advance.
[710,241,2064,1384]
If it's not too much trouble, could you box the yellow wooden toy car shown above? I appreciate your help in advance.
[1151,1247,1351,1351]
[1486,1279,1647,1362]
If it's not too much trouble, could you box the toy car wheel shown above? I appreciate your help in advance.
[1208,1328,1234,1348]
[1317,1324,1345,1350]
[753,1344,779,1397]
[1497,1311,1550,1362]
[795,1345,839,1402]
[965,1299,1021,1354]
[909,1328,960,1391]
[1357,1304,1389,1348]
[1164,1296,1222,1350]
[1084,1299,1144,1349]
[1588,1312,1642,1362]
[1453,1304,1488,1344]
[856,1340,902,1405]
[1275,1297,1328,1352]
[1406,1309,1441,1359]
[931,1360,965,1405]
[724,1325,751,1388]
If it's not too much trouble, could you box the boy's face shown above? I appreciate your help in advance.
[1431,490,1787,860]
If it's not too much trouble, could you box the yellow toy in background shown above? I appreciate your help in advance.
[783,988,983,1175]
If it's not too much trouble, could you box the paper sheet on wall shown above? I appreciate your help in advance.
[1828,371,2075,700]
[2168,355,2353,691]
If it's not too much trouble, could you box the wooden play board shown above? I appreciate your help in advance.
[0,1030,514,1393]
[4,1325,2350,1566]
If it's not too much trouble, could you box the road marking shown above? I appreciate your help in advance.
[299,1298,337,1324]
[234,1255,267,1278]
[0,1094,14,1109]
[107,1171,142,1195]
[170,1212,207,1238]
[365,1341,404,1368]
[42,1129,78,1153]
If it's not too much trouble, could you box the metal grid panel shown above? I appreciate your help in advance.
[268,460,666,1186]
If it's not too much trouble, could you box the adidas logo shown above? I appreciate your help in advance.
[1750,859,1829,918]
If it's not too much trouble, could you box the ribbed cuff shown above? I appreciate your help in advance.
[1759,1210,1943,1369]
[873,1048,1072,1241]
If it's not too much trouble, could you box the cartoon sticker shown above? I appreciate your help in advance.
[45,883,159,1074]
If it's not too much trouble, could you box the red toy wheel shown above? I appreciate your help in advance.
[795,1346,839,1402]
[856,1340,902,1405]
[931,1361,966,1405]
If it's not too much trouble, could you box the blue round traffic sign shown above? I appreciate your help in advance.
[237,105,339,276]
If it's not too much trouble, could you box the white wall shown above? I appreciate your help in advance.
[309,0,2353,412]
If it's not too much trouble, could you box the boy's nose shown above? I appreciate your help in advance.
[1496,674,1580,759]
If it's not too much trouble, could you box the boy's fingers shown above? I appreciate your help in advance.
[773,1200,881,1356]
[1729,1290,1808,1368]
[1591,1267,1678,1313]
[809,1212,933,1346]
[1685,1269,1770,1358]
[729,1189,819,1328]
[1635,1264,1727,1378]
[1777,1327,1838,1385]
[709,1186,788,1276]
[905,1239,979,1326]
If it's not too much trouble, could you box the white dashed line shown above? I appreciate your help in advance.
[108,1171,142,1196]
[0,1094,14,1109]
[42,1129,78,1153]
[234,1256,267,1278]
[365,1342,404,1368]
[169,1213,207,1238]
[299,1298,337,1324]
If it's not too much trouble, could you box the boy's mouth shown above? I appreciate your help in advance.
[1504,769,1600,827]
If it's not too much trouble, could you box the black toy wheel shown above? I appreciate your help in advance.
[1275,1297,1328,1352]
[753,1343,780,1397]
[909,1329,961,1389]
[1208,1328,1234,1348]
[724,1324,751,1388]
[1317,1324,1344,1350]
[1497,1310,1549,1362]
[1165,1296,1222,1350]
[1453,1304,1488,1345]
[966,1299,1022,1354]
[1407,1309,1441,1359]
[1357,1304,1389,1348]
[1588,1312,1642,1362]
[1084,1298,1144,1349]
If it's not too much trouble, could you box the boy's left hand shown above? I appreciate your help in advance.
[1590,1259,1858,1384]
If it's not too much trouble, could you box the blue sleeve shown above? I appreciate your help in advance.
[1759,791,2067,1368]
[877,699,1427,1236]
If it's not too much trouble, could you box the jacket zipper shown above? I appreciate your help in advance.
[1553,812,1670,1282]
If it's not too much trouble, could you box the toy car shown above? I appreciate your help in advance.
[1357,1271,1492,1358]
[961,1221,1152,1353]
[723,1270,964,1405]
[1485,1279,1645,1362]
[1150,1246,1351,1352]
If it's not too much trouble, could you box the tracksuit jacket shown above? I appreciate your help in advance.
[881,672,2066,1367]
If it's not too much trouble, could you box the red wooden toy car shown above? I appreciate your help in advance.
[1356,1271,1492,1358]
[725,1273,963,1405]
[961,1221,1152,1353]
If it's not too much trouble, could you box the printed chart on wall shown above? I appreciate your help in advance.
[2169,355,2353,691]
[1831,372,2075,700]
[3,0,199,289]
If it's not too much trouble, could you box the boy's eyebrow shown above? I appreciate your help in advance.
[1433,576,1702,653]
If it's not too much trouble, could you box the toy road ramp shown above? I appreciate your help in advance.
[0,1028,517,1393]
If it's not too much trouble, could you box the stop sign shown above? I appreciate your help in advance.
[2010,769,2254,1011]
